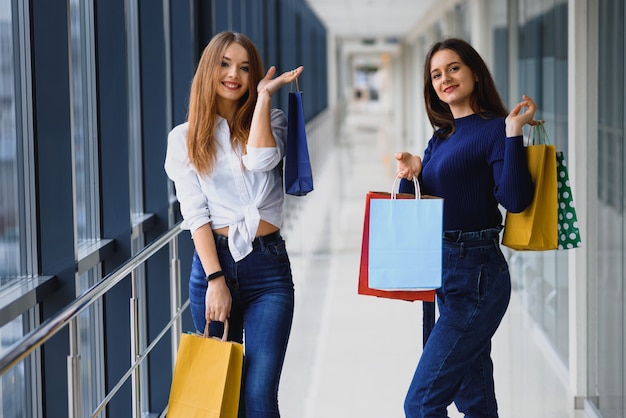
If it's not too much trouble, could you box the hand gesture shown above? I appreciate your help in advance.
[258,66,304,96]
[506,95,539,137]
[395,152,422,180]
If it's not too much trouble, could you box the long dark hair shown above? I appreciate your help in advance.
[423,38,507,138]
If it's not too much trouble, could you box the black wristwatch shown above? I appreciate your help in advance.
[205,270,225,282]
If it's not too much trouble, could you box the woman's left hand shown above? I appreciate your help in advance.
[258,66,304,96]
[505,94,539,137]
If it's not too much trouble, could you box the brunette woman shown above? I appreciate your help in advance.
[396,38,536,417]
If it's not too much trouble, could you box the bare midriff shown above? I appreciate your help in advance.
[212,219,279,238]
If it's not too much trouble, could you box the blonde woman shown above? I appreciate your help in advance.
[165,31,303,417]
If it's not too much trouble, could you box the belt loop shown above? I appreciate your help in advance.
[213,233,227,248]
[459,242,465,258]
[257,235,265,250]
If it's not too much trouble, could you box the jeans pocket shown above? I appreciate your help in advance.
[262,240,289,260]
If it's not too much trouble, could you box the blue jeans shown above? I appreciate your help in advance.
[404,227,511,418]
[189,230,295,418]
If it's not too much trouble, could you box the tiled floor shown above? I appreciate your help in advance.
[278,107,585,417]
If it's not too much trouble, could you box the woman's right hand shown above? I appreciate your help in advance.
[395,152,422,180]
[258,65,304,96]
[205,278,232,323]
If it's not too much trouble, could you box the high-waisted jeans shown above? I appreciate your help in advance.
[189,230,295,418]
[404,227,511,418]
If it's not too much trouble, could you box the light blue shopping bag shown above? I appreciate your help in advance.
[368,178,443,291]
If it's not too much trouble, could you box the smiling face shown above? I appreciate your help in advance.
[215,42,251,116]
[429,48,477,118]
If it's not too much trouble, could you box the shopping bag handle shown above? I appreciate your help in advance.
[391,175,421,199]
[290,78,301,93]
[203,319,229,342]
[528,120,552,146]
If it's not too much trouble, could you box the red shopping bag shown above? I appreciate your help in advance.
[358,190,436,302]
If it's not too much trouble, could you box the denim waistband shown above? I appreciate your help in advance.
[443,226,503,243]
[214,229,282,249]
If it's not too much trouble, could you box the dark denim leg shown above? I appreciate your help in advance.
[404,232,511,418]
[188,251,209,333]
[218,233,295,418]
[454,342,497,417]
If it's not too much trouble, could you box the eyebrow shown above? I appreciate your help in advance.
[431,61,461,74]
[221,56,250,65]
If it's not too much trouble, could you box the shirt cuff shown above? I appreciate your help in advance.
[243,146,280,171]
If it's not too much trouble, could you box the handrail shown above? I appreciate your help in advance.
[0,222,183,377]
[91,298,189,418]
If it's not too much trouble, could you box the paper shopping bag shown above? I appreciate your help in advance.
[285,79,313,196]
[358,191,436,302]
[502,123,558,251]
[369,197,443,290]
[167,321,244,418]
[556,151,582,249]
[359,176,442,298]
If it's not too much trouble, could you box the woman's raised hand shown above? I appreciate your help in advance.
[258,65,304,96]
[506,94,539,137]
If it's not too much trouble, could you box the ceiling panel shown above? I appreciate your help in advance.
[305,0,436,40]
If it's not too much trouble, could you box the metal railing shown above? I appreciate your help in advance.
[0,108,339,418]
[0,222,186,418]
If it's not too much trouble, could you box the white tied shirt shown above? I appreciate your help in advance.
[164,110,287,261]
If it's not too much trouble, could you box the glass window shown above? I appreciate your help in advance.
[491,0,509,105]
[125,1,150,412]
[593,1,625,415]
[457,1,471,41]
[0,1,39,417]
[0,314,38,418]
[69,1,105,416]
[76,270,105,418]
[510,0,570,363]
[70,0,99,244]
[0,0,19,278]
[126,0,143,228]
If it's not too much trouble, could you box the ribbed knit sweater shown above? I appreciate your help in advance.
[400,114,534,232]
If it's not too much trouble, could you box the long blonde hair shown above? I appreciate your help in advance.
[186,32,264,174]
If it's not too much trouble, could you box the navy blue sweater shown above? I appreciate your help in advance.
[400,114,534,232]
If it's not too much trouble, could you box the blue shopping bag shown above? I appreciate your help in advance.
[368,177,443,291]
[285,79,313,196]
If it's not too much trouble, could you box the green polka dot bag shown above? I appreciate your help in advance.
[556,152,582,249]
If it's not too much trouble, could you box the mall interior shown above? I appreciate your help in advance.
[0,0,624,417]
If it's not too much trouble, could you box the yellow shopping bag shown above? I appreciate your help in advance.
[502,123,558,251]
[167,321,244,418]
